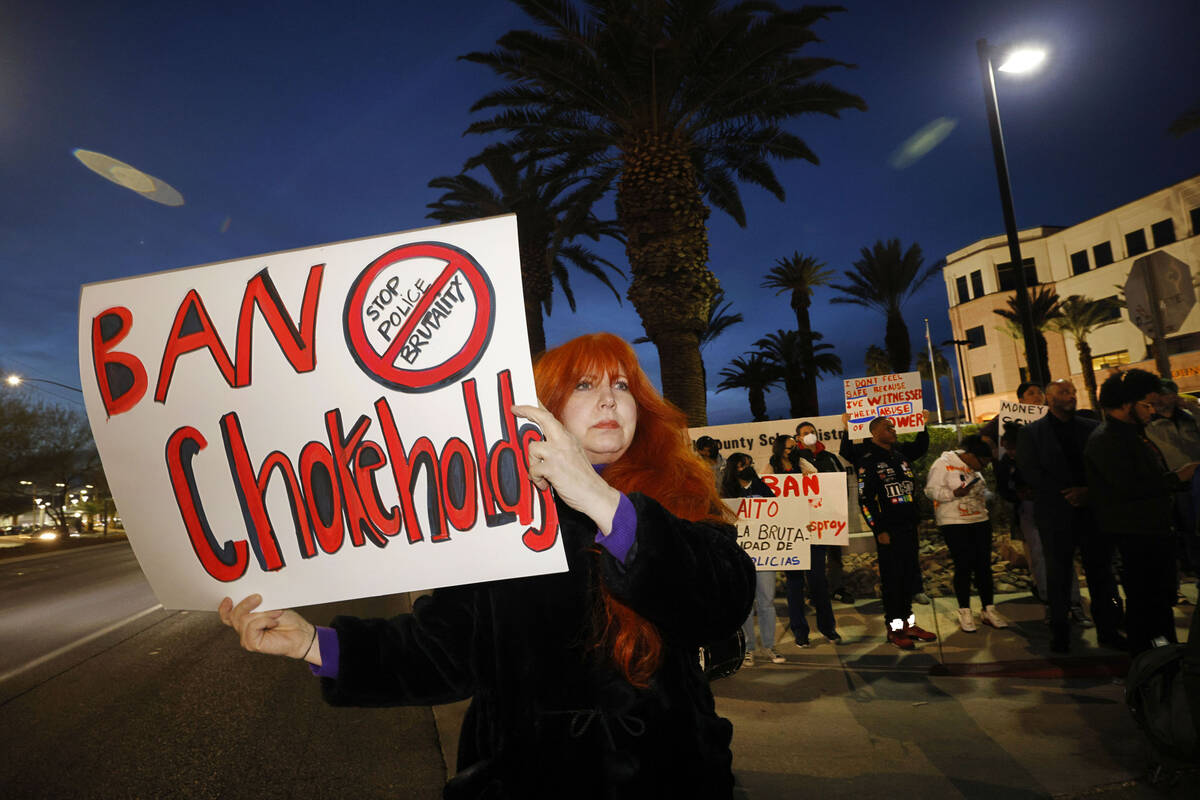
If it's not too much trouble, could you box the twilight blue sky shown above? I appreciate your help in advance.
[2,0,1198,423]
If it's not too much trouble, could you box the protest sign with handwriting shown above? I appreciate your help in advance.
[78,215,564,611]
[844,372,924,440]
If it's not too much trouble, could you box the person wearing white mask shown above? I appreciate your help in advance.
[784,421,846,646]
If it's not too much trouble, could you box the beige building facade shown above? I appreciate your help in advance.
[943,173,1200,419]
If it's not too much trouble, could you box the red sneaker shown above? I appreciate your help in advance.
[887,629,915,650]
[904,622,937,642]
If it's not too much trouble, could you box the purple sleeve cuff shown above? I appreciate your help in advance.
[595,492,637,565]
[307,625,339,678]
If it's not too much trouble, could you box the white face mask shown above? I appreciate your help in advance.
[801,433,818,447]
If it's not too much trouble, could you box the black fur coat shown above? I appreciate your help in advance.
[320,492,756,799]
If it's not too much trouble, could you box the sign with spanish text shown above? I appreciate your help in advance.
[690,416,868,535]
[77,215,564,611]
[726,472,850,571]
[725,495,811,571]
[996,400,1048,427]
[843,372,924,440]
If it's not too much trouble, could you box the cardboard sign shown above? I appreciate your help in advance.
[725,472,850,571]
[725,496,811,571]
[761,472,850,546]
[77,215,565,610]
[996,400,1048,427]
[690,416,869,536]
[689,414,849,465]
[843,372,924,440]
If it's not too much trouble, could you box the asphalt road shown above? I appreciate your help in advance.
[0,543,448,799]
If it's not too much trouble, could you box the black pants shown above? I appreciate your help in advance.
[1042,509,1119,639]
[786,545,838,638]
[1114,533,1177,656]
[876,526,916,625]
[826,546,846,593]
[941,521,994,608]
[905,526,924,595]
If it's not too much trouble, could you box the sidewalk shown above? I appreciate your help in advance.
[717,583,1199,798]
[431,583,1198,798]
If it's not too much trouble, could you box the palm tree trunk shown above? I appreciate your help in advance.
[1076,339,1099,410]
[885,310,912,373]
[750,387,767,422]
[518,240,550,356]
[618,130,717,426]
[794,299,818,415]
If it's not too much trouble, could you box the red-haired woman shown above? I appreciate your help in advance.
[219,333,755,799]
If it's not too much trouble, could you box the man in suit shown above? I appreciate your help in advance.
[1016,379,1124,653]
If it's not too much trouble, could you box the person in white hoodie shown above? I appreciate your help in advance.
[925,434,1009,632]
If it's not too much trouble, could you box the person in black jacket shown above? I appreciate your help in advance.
[1085,368,1199,655]
[854,414,935,649]
[786,421,846,645]
[1017,379,1123,653]
[219,333,756,799]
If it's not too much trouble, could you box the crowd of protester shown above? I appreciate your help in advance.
[709,368,1200,659]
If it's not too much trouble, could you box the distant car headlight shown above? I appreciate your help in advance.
[38,531,58,540]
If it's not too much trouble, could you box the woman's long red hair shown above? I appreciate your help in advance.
[534,333,726,686]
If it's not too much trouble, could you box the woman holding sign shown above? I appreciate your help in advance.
[721,452,787,665]
[219,332,755,799]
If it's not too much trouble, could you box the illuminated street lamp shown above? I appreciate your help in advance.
[5,374,83,392]
[977,38,1048,386]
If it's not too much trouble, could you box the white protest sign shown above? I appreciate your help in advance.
[724,495,811,571]
[689,414,848,465]
[761,472,850,547]
[78,215,565,611]
[689,416,869,535]
[996,400,1048,427]
[844,372,924,440]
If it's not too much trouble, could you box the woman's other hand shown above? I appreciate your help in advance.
[218,594,320,665]
[512,403,621,534]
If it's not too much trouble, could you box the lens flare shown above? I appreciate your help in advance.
[888,117,958,169]
[72,149,184,206]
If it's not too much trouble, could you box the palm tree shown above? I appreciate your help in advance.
[863,344,891,376]
[716,354,780,422]
[754,330,842,418]
[993,285,1062,386]
[830,239,939,373]
[761,252,835,413]
[427,148,623,354]
[462,1,866,424]
[1048,295,1120,409]
[636,287,742,384]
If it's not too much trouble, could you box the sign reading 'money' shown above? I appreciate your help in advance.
[78,216,565,610]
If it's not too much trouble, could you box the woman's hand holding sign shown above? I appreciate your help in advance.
[512,402,623,535]
[219,594,321,666]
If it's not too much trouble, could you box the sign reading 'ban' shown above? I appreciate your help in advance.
[343,241,496,391]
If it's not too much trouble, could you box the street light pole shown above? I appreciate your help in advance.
[977,38,1046,387]
[5,374,83,392]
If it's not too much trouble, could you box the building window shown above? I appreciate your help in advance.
[1091,350,1129,372]
[1163,332,1200,356]
[965,326,986,349]
[955,275,969,305]
[1070,249,1090,275]
[972,373,995,396]
[970,269,984,298]
[996,258,1037,292]
[1190,206,1200,238]
[1093,241,1114,267]
[1125,229,1148,257]
[1151,218,1176,248]
[1096,295,1122,322]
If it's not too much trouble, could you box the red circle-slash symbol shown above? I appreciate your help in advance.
[343,241,495,392]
